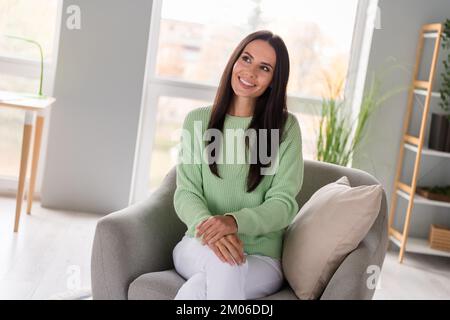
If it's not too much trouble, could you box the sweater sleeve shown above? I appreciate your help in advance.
[173,110,212,230]
[225,115,304,236]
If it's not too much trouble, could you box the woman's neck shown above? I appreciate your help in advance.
[228,96,256,117]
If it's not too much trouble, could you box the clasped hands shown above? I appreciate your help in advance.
[195,215,246,266]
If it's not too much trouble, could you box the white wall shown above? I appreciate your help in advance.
[353,0,450,237]
[40,0,153,213]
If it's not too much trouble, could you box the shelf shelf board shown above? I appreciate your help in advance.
[413,89,440,97]
[423,32,439,39]
[404,143,450,159]
[397,189,450,209]
[389,235,450,258]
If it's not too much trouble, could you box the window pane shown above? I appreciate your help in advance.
[0,1,58,179]
[0,108,23,178]
[0,73,39,93]
[156,0,358,98]
[149,96,212,191]
[0,0,58,61]
[0,74,38,178]
[291,110,321,161]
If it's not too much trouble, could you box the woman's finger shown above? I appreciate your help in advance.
[220,238,243,265]
[206,229,227,244]
[225,235,245,262]
[209,243,226,263]
[226,234,240,247]
[216,242,235,266]
[218,238,237,262]
[202,221,227,242]
[196,217,214,235]
[225,234,243,250]
[227,236,244,254]
[223,238,244,264]
[203,229,220,244]
[196,220,214,238]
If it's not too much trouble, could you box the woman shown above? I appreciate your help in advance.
[172,30,304,300]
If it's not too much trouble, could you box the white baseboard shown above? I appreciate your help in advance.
[0,177,41,201]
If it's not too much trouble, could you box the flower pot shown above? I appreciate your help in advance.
[428,113,449,151]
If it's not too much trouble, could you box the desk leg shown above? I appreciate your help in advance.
[26,115,44,215]
[14,112,34,233]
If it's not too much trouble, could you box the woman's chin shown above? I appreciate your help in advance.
[232,88,258,99]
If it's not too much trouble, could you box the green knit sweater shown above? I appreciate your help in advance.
[173,106,304,260]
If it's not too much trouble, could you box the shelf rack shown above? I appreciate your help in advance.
[388,23,449,263]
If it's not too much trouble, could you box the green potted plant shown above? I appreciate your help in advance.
[5,34,45,98]
[315,66,403,166]
[429,19,450,152]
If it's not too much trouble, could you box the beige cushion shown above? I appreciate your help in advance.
[282,176,382,300]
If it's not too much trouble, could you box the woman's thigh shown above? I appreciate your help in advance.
[173,235,284,299]
[203,253,283,299]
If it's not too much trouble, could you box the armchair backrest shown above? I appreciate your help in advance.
[296,159,385,209]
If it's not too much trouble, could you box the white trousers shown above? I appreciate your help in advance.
[172,235,284,300]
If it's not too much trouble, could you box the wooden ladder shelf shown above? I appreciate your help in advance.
[388,23,444,263]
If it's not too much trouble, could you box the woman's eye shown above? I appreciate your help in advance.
[242,55,251,63]
[261,66,270,72]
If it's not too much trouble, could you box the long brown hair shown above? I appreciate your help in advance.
[206,30,290,192]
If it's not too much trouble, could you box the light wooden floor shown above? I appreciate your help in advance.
[0,196,101,299]
[1,196,449,300]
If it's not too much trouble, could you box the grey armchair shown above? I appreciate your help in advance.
[91,159,388,300]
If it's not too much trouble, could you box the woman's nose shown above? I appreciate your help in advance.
[243,66,257,79]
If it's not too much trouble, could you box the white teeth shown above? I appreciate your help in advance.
[239,77,255,87]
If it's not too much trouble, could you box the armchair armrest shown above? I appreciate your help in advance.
[91,167,186,299]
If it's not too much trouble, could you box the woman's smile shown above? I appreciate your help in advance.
[238,76,256,89]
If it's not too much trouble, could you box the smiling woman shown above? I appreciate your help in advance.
[172,30,303,300]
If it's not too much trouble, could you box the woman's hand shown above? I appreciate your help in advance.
[208,234,246,266]
[196,215,238,245]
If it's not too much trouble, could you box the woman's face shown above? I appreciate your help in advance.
[231,39,277,99]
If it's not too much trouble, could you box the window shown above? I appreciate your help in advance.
[132,0,361,201]
[0,0,58,61]
[149,96,211,190]
[0,76,39,178]
[0,0,59,180]
[156,0,358,97]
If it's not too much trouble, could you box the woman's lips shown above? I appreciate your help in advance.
[238,76,256,89]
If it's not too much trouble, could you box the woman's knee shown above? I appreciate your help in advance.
[203,260,248,300]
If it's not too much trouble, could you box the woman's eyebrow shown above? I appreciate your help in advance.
[243,51,274,69]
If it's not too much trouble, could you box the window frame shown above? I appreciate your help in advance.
[0,0,63,198]
[130,0,379,203]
